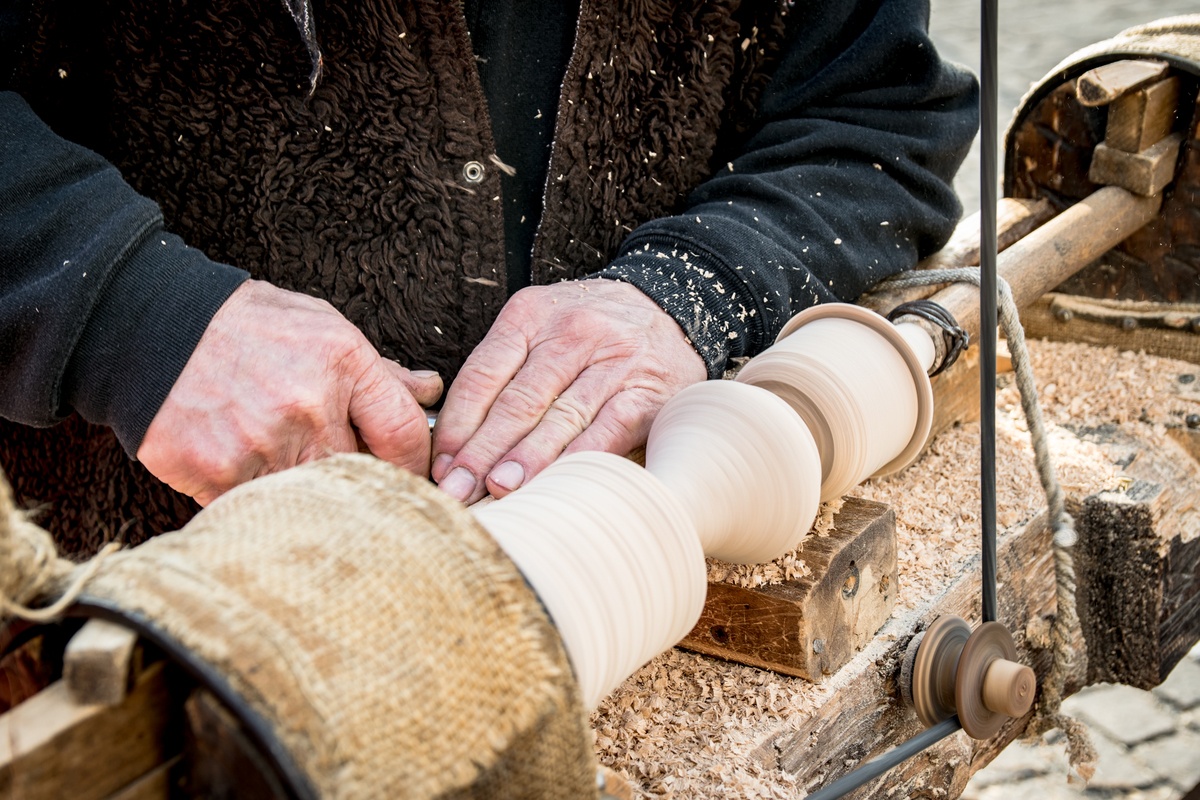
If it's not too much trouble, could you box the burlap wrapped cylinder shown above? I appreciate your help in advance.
[74,454,597,799]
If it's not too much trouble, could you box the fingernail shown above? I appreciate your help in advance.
[432,453,453,481]
[489,461,525,492]
[411,370,440,379]
[439,467,476,503]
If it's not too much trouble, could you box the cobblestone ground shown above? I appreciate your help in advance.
[927,3,1200,799]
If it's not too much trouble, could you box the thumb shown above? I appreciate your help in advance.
[348,360,432,476]
[387,364,444,407]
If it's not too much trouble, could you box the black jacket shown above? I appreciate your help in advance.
[0,0,977,550]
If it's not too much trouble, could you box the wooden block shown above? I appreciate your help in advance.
[679,497,896,680]
[0,661,183,800]
[1106,77,1180,153]
[1089,133,1184,196]
[64,618,139,707]
[1076,59,1169,107]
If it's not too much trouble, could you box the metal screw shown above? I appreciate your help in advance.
[1054,307,1073,323]
[1187,414,1200,429]
[813,639,825,654]
[1121,316,1138,331]
[1179,374,1196,385]
[1191,317,1200,334]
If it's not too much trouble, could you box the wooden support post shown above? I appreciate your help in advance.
[64,618,140,707]
[682,497,896,680]
[0,661,183,800]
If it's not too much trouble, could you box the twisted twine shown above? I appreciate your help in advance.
[879,269,1096,779]
[0,468,118,624]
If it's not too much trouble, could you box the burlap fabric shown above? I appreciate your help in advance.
[70,454,597,799]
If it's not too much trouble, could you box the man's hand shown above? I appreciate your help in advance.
[431,279,706,504]
[138,279,442,506]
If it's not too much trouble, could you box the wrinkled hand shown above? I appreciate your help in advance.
[431,279,706,504]
[138,279,442,506]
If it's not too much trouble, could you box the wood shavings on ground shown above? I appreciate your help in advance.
[593,339,1196,799]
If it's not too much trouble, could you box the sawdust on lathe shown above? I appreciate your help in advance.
[705,499,842,588]
[593,339,1198,798]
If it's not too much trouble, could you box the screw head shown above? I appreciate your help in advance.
[1180,374,1196,385]
[1054,307,1073,323]
[1187,414,1200,429]
[1121,316,1138,331]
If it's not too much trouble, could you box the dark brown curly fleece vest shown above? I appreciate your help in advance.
[2,0,792,554]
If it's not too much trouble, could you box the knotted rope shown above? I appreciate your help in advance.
[0,468,118,624]
[880,268,1097,779]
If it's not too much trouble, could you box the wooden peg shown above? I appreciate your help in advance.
[1105,77,1180,153]
[64,618,140,707]
[1076,59,1169,107]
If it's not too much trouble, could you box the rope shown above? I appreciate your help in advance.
[0,468,118,624]
[878,268,1096,779]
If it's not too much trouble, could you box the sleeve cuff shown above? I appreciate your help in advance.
[589,239,766,379]
[64,225,249,455]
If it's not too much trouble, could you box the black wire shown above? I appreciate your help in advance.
[803,717,963,800]
[980,0,999,625]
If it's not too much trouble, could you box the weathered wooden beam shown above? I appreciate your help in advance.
[64,618,140,707]
[1074,425,1200,688]
[1020,293,1200,365]
[681,497,896,680]
[0,661,182,800]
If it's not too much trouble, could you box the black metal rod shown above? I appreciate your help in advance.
[804,717,963,800]
[979,0,999,625]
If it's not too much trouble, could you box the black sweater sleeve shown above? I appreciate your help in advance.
[592,0,979,378]
[0,91,249,452]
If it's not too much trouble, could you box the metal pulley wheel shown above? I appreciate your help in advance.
[901,615,1036,739]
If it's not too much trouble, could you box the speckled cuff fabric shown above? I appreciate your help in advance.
[75,454,597,800]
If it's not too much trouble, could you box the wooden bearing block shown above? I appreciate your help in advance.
[680,496,896,680]
[1089,133,1183,197]
[1105,77,1180,153]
